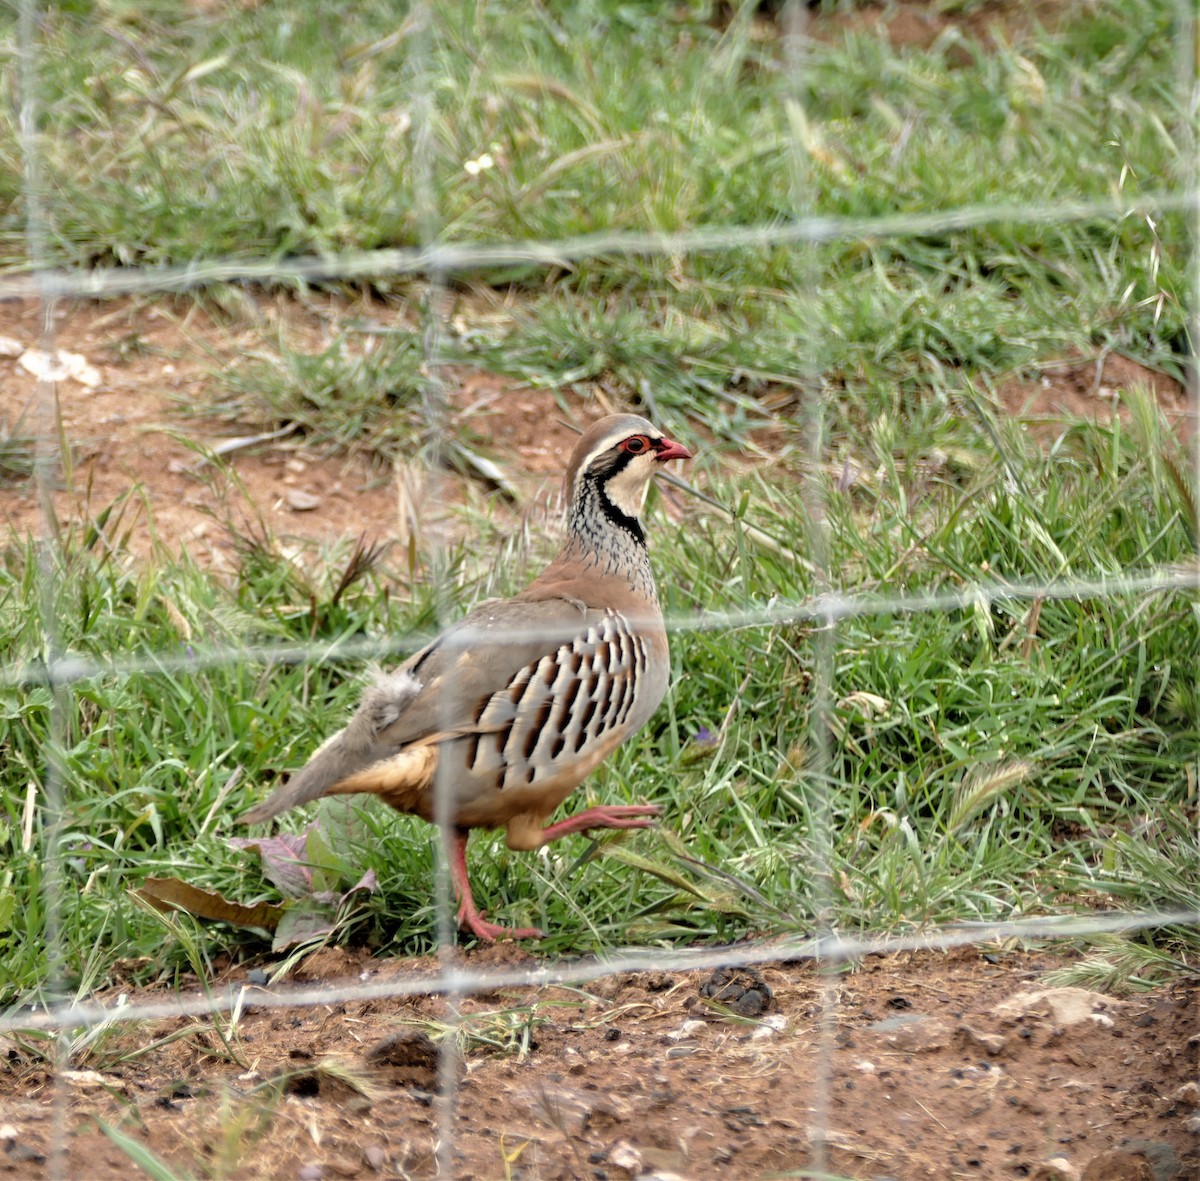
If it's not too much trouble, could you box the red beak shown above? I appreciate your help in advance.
[654,436,692,463]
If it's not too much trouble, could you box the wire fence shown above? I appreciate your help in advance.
[7,0,1200,1176]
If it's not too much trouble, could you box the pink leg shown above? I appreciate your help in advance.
[539,804,662,844]
[448,827,543,943]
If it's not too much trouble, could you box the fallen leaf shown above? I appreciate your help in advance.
[230,831,313,898]
[272,903,340,951]
[135,877,284,932]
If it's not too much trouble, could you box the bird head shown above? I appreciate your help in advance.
[565,414,692,522]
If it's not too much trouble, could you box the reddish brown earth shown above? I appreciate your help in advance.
[0,947,1196,1181]
[0,293,606,567]
[997,353,1191,442]
[809,0,1072,53]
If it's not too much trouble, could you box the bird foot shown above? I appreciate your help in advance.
[456,900,543,943]
[449,826,543,943]
[540,804,662,843]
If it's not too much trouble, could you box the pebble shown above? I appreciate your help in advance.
[751,1014,787,1040]
[1031,1158,1080,1181]
[285,488,322,511]
[608,1140,643,1171]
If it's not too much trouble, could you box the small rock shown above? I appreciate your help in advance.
[666,1019,706,1041]
[1116,1138,1182,1181]
[1172,1081,1200,1107]
[1032,1158,1080,1181]
[699,966,772,1017]
[1080,1152,1152,1181]
[958,1023,1007,1055]
[1080,1150,1152,1181]
[364,1028,438,1071]
[285,488,322,512]
[17,348,101,387]
[362,1144,387,1171]
[0,336,23,357]
[993,987,1124,1028]
[0,1120,44,1166]
[298,1166,324,1181]
[6,1142,45,1165]
[866,1013,927,1033]
[520,1085,621,1137]
[750,1014,787,1040]
[608,1140,643,1172]
[874,1014,953,1053]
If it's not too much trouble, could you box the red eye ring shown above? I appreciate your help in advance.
[621,435,650,454]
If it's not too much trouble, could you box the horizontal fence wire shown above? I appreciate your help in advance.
[4,565,1198,689]
[3,907,1197,1036]
[0,191,1195,300]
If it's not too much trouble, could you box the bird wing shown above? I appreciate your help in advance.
[374,595,599,746]
[240,596,601,823]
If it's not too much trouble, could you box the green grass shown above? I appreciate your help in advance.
[0,0,1197,1004]
[1,394,1196,998]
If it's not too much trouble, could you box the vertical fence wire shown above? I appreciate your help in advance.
[14,1,72,1177]
[778,1,844,1166]
[1180,0,1200,873]
[399,4,468,1173]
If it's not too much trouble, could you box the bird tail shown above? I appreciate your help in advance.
[239,730,354,824]
[240,669,423,825]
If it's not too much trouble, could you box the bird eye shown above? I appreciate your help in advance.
[621,436,649,454]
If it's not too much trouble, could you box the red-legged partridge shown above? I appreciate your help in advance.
[241,414,691,941]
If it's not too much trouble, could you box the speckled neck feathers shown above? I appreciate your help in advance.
[555,461,659,607]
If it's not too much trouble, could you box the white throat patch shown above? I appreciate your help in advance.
[603,454,656,518]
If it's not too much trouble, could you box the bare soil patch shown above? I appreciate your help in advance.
[0,296,603,567]
[0,947,1195,1180]
[805,0,1071,52]
[996,354,1192,441]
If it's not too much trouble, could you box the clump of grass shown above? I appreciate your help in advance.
[0,414,38,483]
[214,330,431,459]
[1043,935,1192,994]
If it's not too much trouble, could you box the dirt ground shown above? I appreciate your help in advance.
[0,292,617,568]
[0,946,1196,1181]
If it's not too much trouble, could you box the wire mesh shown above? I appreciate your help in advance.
[5,0,1199,1176]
